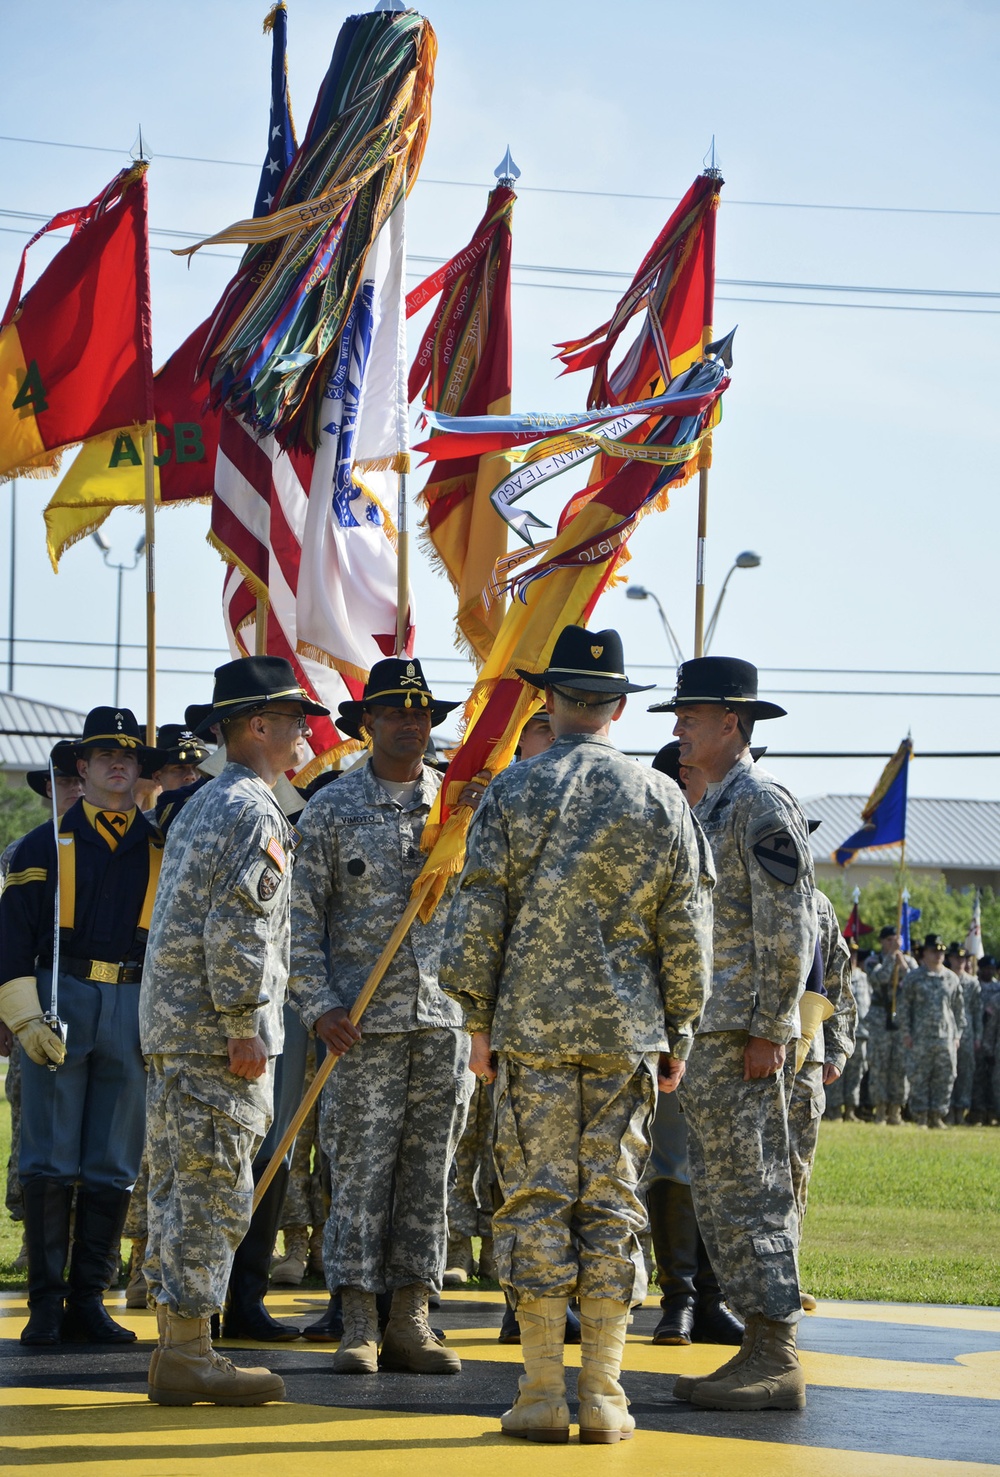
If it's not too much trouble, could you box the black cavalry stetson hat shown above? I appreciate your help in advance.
[921,933,946,952]
[26,739,80,797]
[71,707,154,761]
[648,656,786,721]
[192,656,330,740]
[153,724,212,767]
[517,625,654,696]
[337,658,460,742]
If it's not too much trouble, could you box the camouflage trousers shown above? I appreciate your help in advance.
[787,1062,824,1233]
[123,1155,148,1239]
[447,1075,495,1240]
[280,1042,326,1230]
[906,1040,957,1115]
[866,1022,909,1107]
[681,1032,801,1325]
[825,1039,866,1113]
[952,1039,977,1112]
[971,1050,997,1117]
[319,1028,471,1294]
[492,1052,655,1307]
[4,1039,21,1220]
[143,1056,266,1318]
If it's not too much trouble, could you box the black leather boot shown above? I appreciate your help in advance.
[62,1186,136,1343]
[498,1293,581,1345]
[303,1292,343,1342]
[222,1163,302,1341]
[21,1179,72,1346]
[647,1179,698,1344]
[691,1222,743,1345]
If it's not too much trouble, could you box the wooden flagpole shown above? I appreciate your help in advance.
[255,598,267,657]
[141,427,156,737]
[252,891,424,1209]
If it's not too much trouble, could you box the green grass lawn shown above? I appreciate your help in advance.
[1,1067,998,1303]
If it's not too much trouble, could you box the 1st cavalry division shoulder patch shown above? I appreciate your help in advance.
[752,829,800,885]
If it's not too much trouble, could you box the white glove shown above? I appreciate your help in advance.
[0,976,66,1067]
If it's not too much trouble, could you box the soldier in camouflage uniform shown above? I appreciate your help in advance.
[898,934,967,1128]
[865,926,915,1123]
[441,627,713,1445]
[948,946,983,1123]
[972,956,999,1123]
[141,656,327,1406]
[788,891,856,1310]
[653,656,817,1412]
[290,657,467,1378]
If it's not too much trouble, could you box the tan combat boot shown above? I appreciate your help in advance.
[673,1314,760,1401]
[929,1110,950,1130]
[442,1234,474,1288]
[691,1316,806,1410]
[148,1313,284,1406]
[307,1224,324,1277]
[499,1296,570,1443]
[125,1239,148,1309]
[886,1103,903,1126]
[872,1103,887,1124]
[910,1111,928,1128]
[576,1297,635,1444]
[379,1283,461,1374]
[270,1226,309,1286]
[331,1287,379,1373]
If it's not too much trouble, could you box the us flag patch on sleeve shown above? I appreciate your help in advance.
[265,837,286,873]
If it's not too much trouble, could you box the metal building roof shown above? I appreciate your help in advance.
[0,691,87,772]
[803,793,1000,871]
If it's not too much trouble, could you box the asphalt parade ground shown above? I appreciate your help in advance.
[2,1287,999,1474]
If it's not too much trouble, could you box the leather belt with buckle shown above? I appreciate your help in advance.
[59,956,143,985]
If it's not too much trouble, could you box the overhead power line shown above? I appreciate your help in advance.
[2,132,999,219]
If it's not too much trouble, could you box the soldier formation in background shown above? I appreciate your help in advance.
[1,632,998,1438]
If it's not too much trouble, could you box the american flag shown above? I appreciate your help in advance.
[211,2,407,777]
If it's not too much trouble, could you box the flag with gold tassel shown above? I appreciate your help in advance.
[407,181,514,662]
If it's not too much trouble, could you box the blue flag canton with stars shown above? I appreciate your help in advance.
[254,4,296,218]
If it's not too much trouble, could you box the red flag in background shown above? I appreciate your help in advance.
[555,172,721,409]
[0,164,154,484]
[407,184,514,662]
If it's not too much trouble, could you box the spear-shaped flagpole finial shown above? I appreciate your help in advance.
[495,146,521,188]
[852,886,861,904]
[373,0,405,10]
[702,134,723,180]
[131,126,149,164]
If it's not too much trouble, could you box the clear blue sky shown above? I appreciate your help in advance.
[2,1,998,806]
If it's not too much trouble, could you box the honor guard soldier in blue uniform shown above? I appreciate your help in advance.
[0,709,164,1346]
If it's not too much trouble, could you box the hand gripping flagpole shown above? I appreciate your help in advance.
[252,890,425,1210]
[44,755,65,1070]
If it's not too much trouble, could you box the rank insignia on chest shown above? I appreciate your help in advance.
[752,829,800,885]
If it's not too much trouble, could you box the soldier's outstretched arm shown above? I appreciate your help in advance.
[654,808,715,1059]
[439,791,510,1034]
[287,804,343,1031]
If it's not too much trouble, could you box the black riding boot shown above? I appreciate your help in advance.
[62,1186,136,1343]
[647,1178,698,1344]
[21,1179,73,1346]
[690,1225,743,1345]
[497,1290,581,1344]
[222,1163,302,1341]
[303,1291,343,1342]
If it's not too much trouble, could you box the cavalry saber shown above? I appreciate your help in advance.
[44,755,65,1069]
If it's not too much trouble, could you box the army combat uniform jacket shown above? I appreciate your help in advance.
[440,732,715,1059]
[140,762,292,1133]
[289,759,461,1033]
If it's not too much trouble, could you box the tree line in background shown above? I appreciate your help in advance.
[818,875,1000,958]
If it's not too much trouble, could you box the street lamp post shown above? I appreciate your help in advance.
[626,551,762,665]
[625,585,685,666]
[92,531,146,706]
[703,551,761,654]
